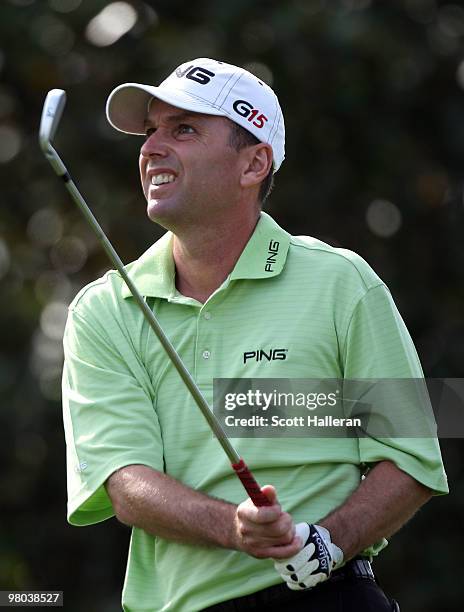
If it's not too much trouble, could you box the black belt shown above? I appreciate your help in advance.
[330,556,375,581]
[203,557,375,611]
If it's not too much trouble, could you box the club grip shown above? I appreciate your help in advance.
[232,458,272,506]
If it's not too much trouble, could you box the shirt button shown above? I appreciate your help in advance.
[203,312,212,320]
[202,350,211,359]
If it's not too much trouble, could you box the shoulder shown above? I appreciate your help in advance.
[64,263,142,357]
[288,234,384,292]
[68,264,134,318]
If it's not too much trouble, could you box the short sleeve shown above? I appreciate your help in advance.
[63,305,164,526]
[342,284,448,495]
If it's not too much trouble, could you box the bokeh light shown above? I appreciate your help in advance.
[0,126,21,163]
[40,301,69,341]
[0,238,11,279]
[14,244,47,279]
[30,15,75,57]
[0,87,16,118]
[366,199,402,238]
[438,4,464,38]
[39,366,63,401]
[50,236,88,273]
[57,52,89,85]
[456,59,464,89]
[30,329,64,377]
[34,270,72,304]
[27,208,64,247]
[85,2,138,47]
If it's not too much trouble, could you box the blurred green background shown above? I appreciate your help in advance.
[1,0,463,610]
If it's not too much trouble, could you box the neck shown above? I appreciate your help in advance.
[173,210,260,303]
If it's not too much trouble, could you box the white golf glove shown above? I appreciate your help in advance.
[274,523,344,590]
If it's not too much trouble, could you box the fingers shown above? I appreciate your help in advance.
[266,534,303,559]
[281,569,326,590]
[237,496,282,525]
[238,533,302,560]
[260,484,277,505]
[239,511,295,544]
[236,497,292,539]
[233,485,301,558]
[274,542,316,573]
[274,523,339,591]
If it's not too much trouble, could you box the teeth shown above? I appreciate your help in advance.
[151,173,176,185]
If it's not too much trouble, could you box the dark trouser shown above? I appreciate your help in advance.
[203,561,399,611]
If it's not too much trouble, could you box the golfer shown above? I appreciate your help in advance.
[62,58,448,611]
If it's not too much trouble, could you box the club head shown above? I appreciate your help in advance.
[39,89,66,153]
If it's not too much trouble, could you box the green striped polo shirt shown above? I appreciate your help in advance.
[62,212,448,612]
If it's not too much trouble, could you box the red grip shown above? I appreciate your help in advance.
[231,458,272,506]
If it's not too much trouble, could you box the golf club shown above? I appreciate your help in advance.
[39,88,271,507]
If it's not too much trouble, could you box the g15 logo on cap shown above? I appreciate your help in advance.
[175,65,215,85]
[233,99,268,129]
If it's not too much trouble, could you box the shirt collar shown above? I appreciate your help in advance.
[121,212,291,299]
[121,231,175,299]
[229,212,291,280]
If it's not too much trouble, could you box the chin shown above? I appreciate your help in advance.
[147,201,166,223]
[146,199,179,229]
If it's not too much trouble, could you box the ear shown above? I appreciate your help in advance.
[240,143,273,189]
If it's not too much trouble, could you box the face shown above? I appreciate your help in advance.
[139,99,245,230]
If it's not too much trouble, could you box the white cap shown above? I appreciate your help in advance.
[106,58,285,172]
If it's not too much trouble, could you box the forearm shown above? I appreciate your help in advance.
[106,466,301,559]
[319,460,433,560]
[106,464,237,549]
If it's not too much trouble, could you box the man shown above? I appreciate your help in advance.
[62,58,448,611]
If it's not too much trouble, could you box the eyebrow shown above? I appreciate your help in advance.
[143,111,201,130]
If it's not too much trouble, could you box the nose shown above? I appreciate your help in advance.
[140,130,168,159]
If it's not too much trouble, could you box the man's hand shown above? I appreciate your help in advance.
[233,485,302,559]
[274,523,344,590]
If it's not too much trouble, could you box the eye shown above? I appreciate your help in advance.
[144,127,156,140]
[177,124,195,135]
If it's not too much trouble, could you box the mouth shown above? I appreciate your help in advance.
[150,172,177,187]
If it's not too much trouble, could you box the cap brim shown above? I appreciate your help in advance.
[106,83,226,135]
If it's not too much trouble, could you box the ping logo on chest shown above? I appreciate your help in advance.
[265,240,280,272]
[243,348,288,364]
